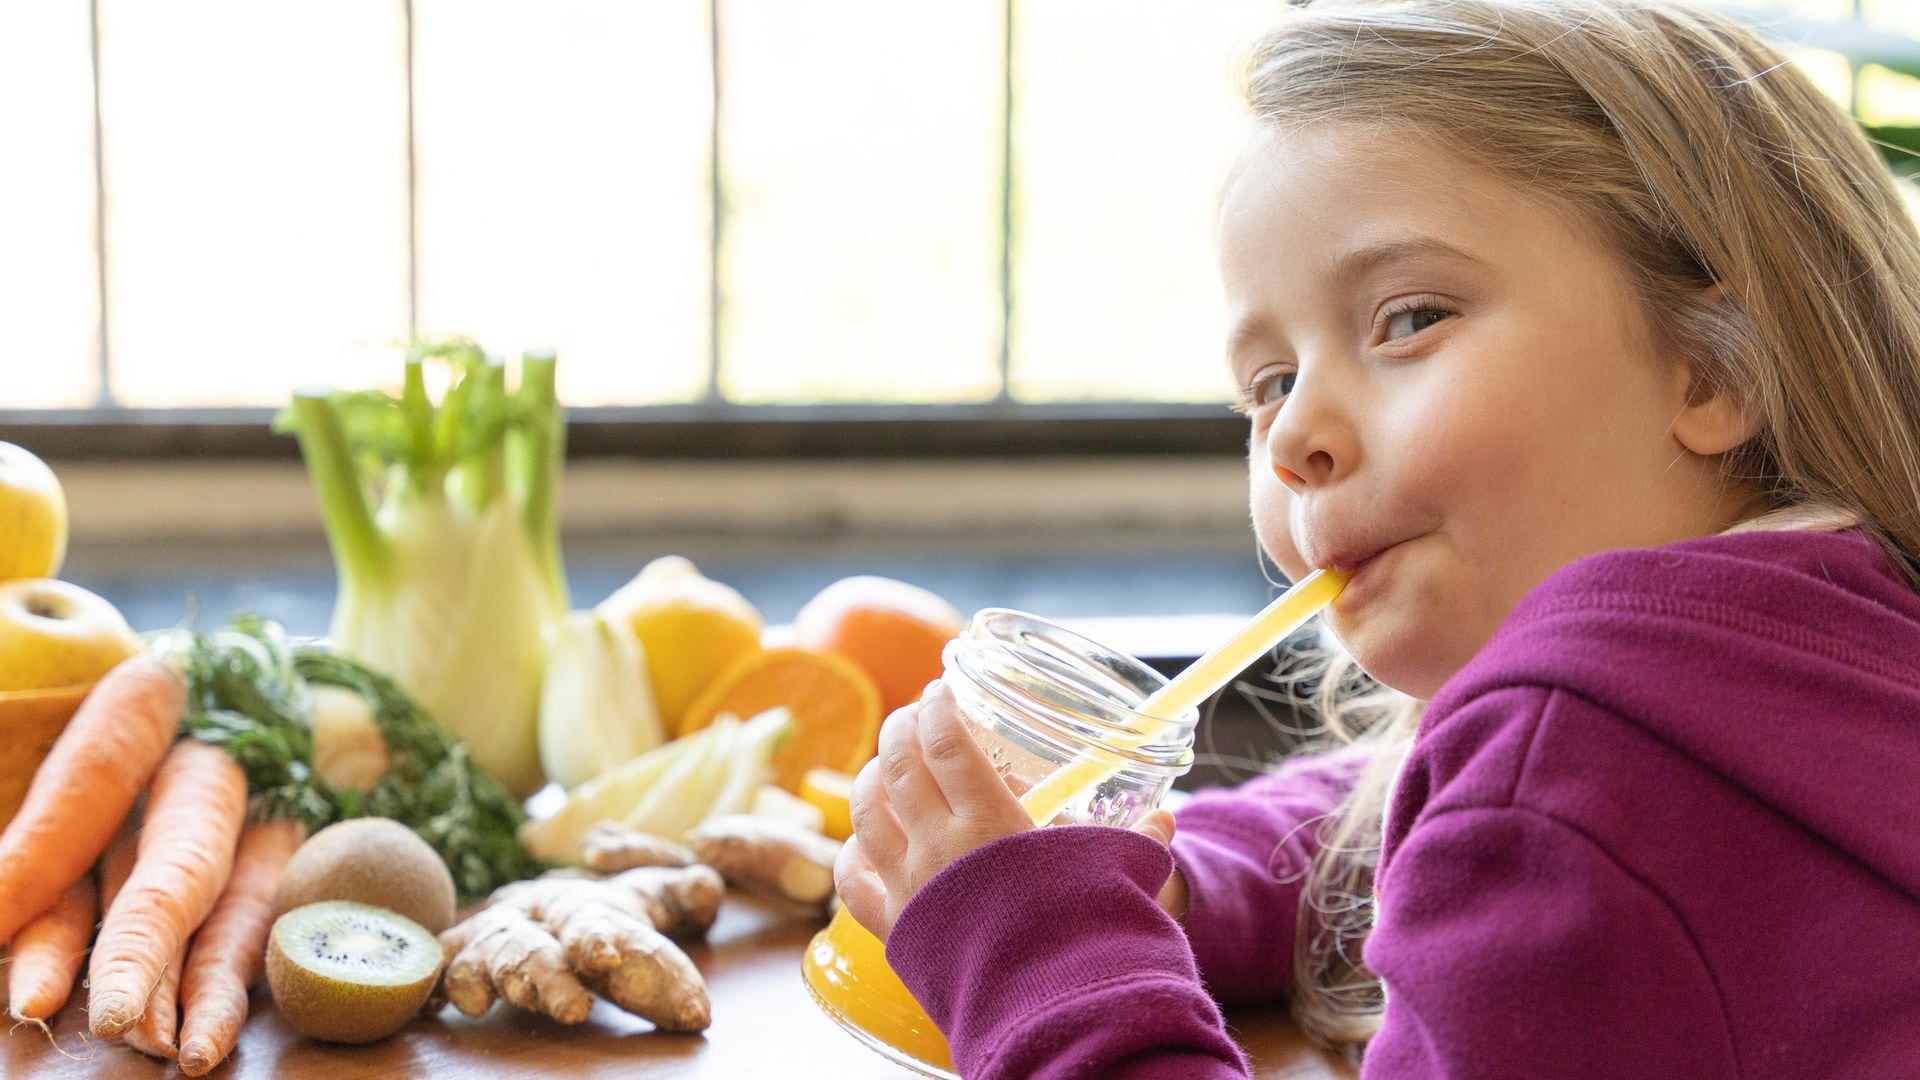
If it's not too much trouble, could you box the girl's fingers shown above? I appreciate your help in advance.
[1134,808,1177,849]
[848,757,909,876]
[834,838,893,940]
[916,682,1027,824]
[875,705,952,821]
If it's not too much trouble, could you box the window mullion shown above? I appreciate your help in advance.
[88,0,113,407]
[404,0,419,340]
[996,0,1014,404]
[706,0,724,404]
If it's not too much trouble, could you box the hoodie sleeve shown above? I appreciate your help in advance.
[886,825,1252,1080]
[1170,742,1374,1002]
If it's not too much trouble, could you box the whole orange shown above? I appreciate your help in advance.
[792,575,967,718]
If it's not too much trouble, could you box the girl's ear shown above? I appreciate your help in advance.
[1671,371,1760,456]
[1669,285,1763,457]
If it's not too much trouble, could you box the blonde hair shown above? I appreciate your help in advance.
[1233,0,1920,1051]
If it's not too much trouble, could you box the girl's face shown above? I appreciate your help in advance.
[1222,125,1758,698]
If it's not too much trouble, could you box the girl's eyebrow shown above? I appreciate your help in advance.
[1225,235,1490,366]
[1327,235,1487,284]
[1224,315,1277,369]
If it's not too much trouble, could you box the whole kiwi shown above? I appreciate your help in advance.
[272,818,457,933]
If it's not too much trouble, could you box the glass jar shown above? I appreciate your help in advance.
[940,607,1200,829]
[803,606,1201,1079]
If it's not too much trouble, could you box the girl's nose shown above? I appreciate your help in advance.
[1264,373,1354,493]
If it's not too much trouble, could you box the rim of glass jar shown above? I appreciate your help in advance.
[941,608,1198,773]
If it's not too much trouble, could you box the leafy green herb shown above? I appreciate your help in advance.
[160,615,546,903]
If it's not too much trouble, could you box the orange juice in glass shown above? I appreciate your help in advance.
[801,570,1349,1077]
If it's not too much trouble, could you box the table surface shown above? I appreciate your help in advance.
[6,892,1357,1080]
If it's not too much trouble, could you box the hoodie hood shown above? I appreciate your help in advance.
[1430,526,1920,904]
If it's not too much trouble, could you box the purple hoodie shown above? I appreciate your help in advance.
[886,527,1920,1078]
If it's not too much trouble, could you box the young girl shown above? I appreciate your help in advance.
[835,1,1920,1076]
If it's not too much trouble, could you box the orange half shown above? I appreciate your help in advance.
[679,647,882,793]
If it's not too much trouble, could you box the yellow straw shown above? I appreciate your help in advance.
[1017,567,1352,822]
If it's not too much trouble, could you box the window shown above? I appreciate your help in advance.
[1,1,1299,419]
[3,2,1916,424]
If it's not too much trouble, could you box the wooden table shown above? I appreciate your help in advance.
[7,892,1356,1079]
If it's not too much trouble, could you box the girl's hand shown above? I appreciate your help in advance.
[1134,808,1191,922]
[834,681,1032,941]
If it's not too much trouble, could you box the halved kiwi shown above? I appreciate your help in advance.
[266,901,444,1044]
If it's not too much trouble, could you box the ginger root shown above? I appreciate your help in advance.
[582,820,697,872]
[435,864,722,1032]
[685,814,842,908]
[437,904,596,1024]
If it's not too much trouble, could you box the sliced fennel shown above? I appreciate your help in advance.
[750,782,827,833]
[277,340,566,798]
[538,609,665,790]
[624,713,741,843]
[706,708,792,819]
[518,707,793,864]
[519,726,691,864]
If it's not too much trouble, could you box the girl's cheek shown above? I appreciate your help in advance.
[1249,474,1308,578]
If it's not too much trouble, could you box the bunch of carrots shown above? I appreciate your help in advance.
[0,653,307,1075]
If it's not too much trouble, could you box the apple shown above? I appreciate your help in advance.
[0,442,69,582]
[0,578,142,692]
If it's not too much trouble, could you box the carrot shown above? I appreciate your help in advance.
[0,653,185,945]
[97,809,143,916]
[176,818,304,1076]
[120,944,183,1059]
[5,874,98,1027]
[87,739,247,1039]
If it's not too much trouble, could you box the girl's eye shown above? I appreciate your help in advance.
[1232,368,1296,414]
[1384,305,1454,341]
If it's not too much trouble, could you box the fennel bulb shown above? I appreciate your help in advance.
[538,608,666,790]
[279,341,567,798]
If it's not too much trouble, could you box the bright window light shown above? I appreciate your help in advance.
[1010,1,1289,404]
[414,0,712,407]
[0,1,98,408]
[99,0,410,407]
[718,0,1003,405]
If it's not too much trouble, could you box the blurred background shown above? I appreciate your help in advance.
[3,0,1918,776]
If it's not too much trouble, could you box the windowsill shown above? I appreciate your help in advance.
[4,404,1248,460]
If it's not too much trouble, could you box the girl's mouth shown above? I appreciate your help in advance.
[1327,538,1411,611]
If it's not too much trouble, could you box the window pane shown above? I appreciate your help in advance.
[100,0,409,407]
[1788,46,1855,108]
[1010,2,1290,404]
[1864,0,1920,39]
[414,0,711,406]
[720,1,1003,404]
[1859,64,1920,125]
[0,0,97,409]
[1711,0,1858,19]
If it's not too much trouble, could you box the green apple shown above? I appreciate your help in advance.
[0,442,69,582]
[0,578,142,692]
